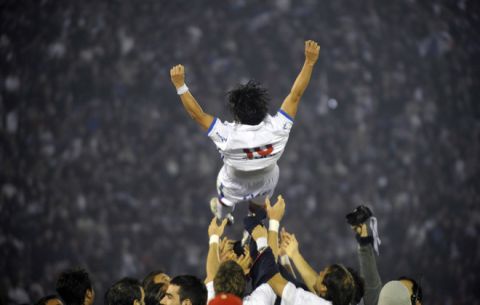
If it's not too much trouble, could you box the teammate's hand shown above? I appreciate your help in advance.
[235,246,252,275]
[170,64,185,89]
[219,237,234,262]
[251,225,268,241]
[304,40,320,65]
[278,227,289,256]
[281,232,299,258]
[351,223,369,237]
[208,217,228,237]
[266,195,286,221]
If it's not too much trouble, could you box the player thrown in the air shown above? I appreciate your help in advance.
[170,40,320,222]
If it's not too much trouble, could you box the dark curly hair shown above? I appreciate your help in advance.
[227,80,269,125]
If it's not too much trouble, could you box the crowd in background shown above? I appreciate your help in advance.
[1,0,479,304]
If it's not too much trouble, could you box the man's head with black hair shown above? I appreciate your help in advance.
[227,80,270,125]
[55,268,94,305]
[34,295,64,305]
[142,270,170,305]
[314,264,356,305]
[160,275,206,305]
[105,277,144,305]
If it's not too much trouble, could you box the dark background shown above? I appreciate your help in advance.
[1,0,479,304]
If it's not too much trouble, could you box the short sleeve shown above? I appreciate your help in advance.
[243,283,277,305]
[281,282,331,305]
[207,117,230,150]
[270,110,294,134]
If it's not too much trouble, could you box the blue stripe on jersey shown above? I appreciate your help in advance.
[278,109,294,122]
[207,117,218,134]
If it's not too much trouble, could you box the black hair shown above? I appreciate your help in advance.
[346,267,364,305]
[170,275,207,305]
[227,80,269,125]
[144,282,167,305]
[105,277,142,305]
[323,264,355,305]
[55,268,92,305]
[34,295,63,305]
[398,276,423,304]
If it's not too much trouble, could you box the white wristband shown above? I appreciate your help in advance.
[256,237,268,252]
[209,235,219,245]
[177,84,189,95]
[269,220,280,232]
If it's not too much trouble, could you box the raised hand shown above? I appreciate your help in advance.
[219,237,235,262]
[208,217,228,237]
[304,40,320,65]
[266,195,286,221]
[170,64,185,89]
[281,232,299,258]
[251,225,268,241]
[351,223,369,237]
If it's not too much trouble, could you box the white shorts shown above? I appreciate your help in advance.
[216,164,279,207]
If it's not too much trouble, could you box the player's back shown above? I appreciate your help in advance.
[208,111,294,172]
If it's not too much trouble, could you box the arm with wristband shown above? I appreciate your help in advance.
[170,64,214,130]
[205,217,228,284]
[265,195,286,261]
[282,232,318,293]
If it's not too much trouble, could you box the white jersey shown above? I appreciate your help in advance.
[281,282,332,305]
[208,110,294,172]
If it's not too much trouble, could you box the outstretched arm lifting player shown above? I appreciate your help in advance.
[170,40,320,220]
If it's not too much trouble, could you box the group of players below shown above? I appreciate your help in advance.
[36,196,422,305]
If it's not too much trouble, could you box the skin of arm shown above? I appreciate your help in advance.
[283,233,318,292]
[279,228,297,278]
[267,272,289,298]
[170,64,214,130]
[205,217,228,283]
[280,40,320,119]
[266,195,286,261]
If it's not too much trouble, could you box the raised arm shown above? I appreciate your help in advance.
[282,232,318,293]
[280,40,320,119]
[266,195,286,261]
[170,64,214,130]
[205,217,228,284]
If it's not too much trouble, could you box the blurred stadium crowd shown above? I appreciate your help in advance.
[1,0,479,304]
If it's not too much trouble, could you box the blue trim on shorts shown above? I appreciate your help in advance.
[207,117,218,135]
[278,109,294,122]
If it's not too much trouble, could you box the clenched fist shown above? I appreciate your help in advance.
[170,64,185,89]
[304,40,320,65]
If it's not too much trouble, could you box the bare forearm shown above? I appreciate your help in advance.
[268,230,279,261]
[291,61,314,97]
[290,251,318,292]
[179,92,213,130]
[205,244,219,283]
[267,273,288,297]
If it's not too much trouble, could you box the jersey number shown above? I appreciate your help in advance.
[243,144,273,159]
